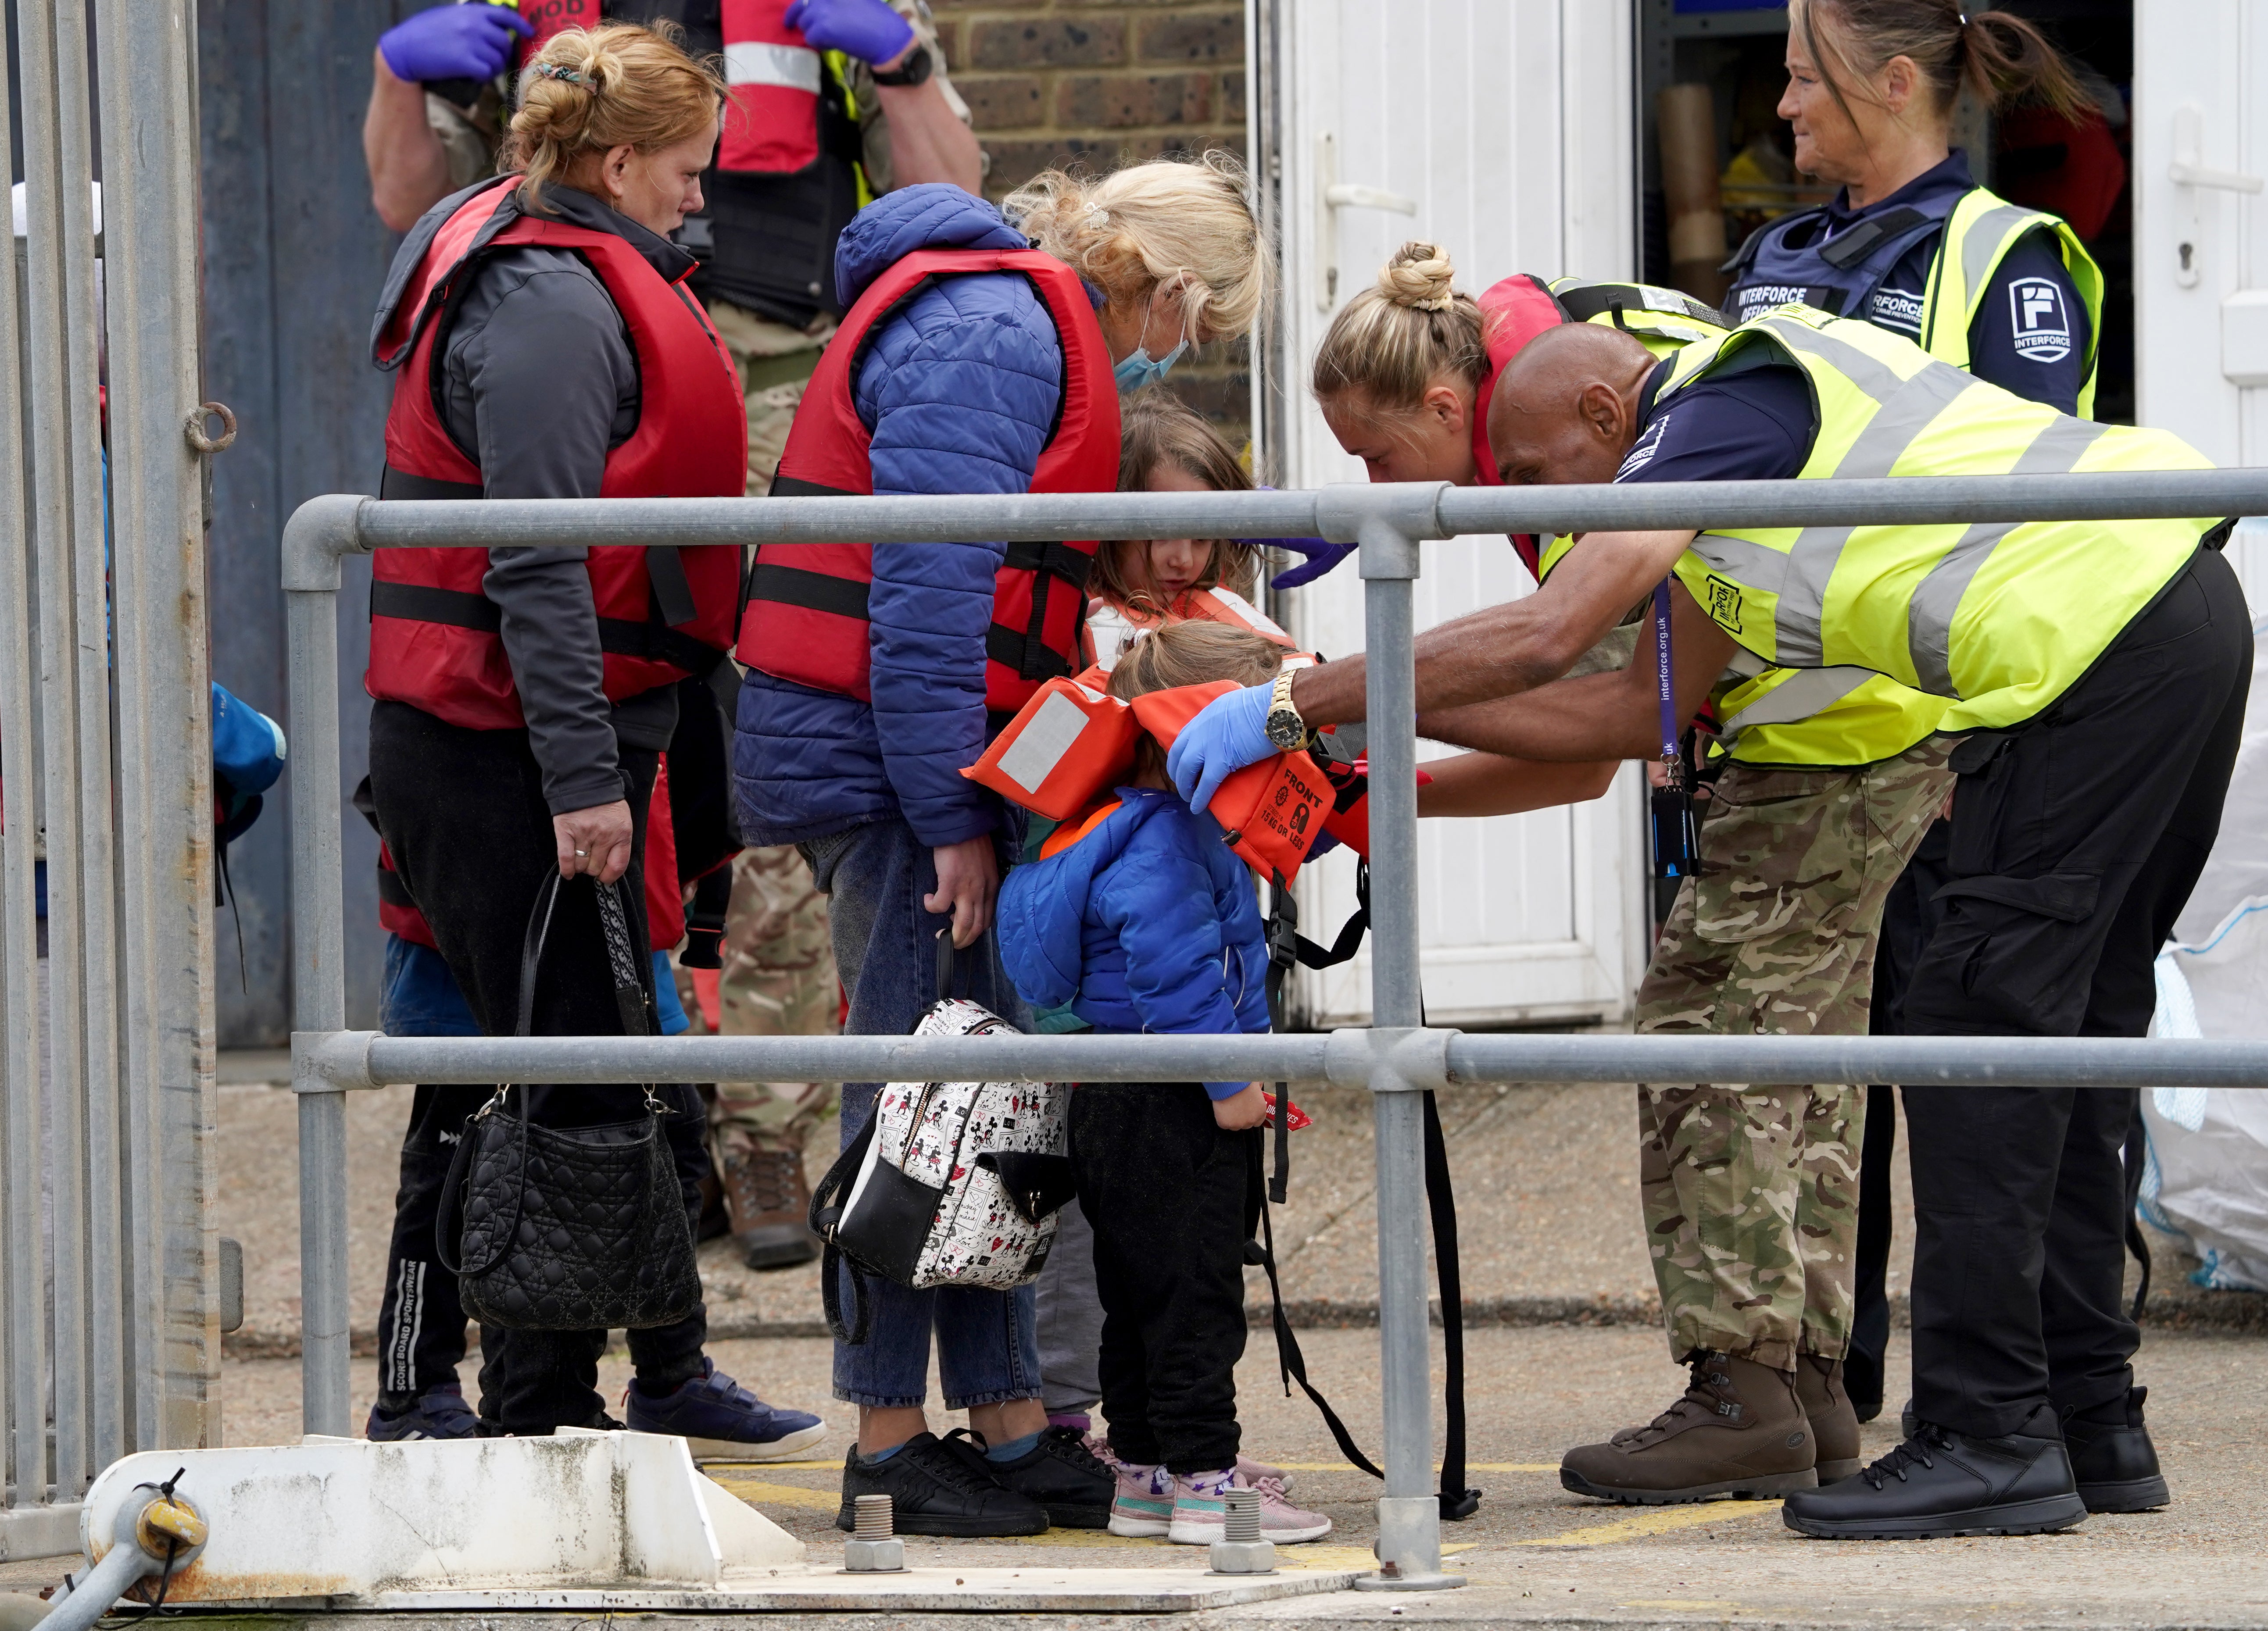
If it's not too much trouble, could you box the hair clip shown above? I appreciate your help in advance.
[533,63,586,85]
[1085,204,1110,228]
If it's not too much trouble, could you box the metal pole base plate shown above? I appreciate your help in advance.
[1354,1571,1467,1592]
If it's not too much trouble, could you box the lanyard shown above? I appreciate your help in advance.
[1653,580,1684,790]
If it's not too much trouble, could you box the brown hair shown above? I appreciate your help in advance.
[1311,242,1491,415]
[1791,0,2086,131]
[503,21,726,215]
[1097,389,1258,613]
[1005,151,1274,345]
[1106,621,1285,783]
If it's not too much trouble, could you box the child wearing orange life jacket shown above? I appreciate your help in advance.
[1085,390,1291,670]
[994,622,1333,1548]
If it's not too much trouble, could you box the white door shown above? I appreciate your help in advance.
[1263,0,1648,1028]
[2134,0,2268,597]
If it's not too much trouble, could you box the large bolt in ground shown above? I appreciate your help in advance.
[1208,1487,1276,1574]
[844,1492,904,1573]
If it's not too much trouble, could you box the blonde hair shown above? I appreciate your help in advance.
[1005,151,1273,345]
[1106,621,1285,782]
[1098,389,1258,612]
[504,21,726,216]
[1791,0,2086,128]
[1311,242,1490,415]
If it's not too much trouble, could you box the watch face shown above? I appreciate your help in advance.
[1266,709,1304,748]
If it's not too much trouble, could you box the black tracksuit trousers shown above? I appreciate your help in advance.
[1899,548,2251,1441]
[367,700,709,1434]
[1069,1082,1254,1474]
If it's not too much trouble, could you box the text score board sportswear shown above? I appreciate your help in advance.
[379,2,532,85]
[782,0,915,68]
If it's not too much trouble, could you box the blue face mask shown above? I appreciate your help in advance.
[1113,335,1188,394]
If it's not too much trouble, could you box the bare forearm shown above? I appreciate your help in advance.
[365,52,454,232]
[1288,528,1698,727]
[1416,752,1619,817]
[873,81,982,193]
[1420,671,1662,763]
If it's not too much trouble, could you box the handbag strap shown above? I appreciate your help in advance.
[933,927,959,1007]
[809,1112,880,1344]
[512,865,662,1106]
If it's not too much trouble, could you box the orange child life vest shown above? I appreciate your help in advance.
[737,247,1122,714]
[964,673,1331,887]
[368,177,748,731]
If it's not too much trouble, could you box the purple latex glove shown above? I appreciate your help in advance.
[1166,683,1276,816]
[782,0,916,67]
[1262,536,1356,590]
[379,2,532,85]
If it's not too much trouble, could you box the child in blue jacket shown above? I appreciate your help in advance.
[996,621,1332,1547]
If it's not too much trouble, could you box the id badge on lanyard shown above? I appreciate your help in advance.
[1648,580,1701,881]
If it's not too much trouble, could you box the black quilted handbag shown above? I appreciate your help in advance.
[435,870,702,1331]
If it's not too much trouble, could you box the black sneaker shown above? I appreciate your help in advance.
[1781,1405,2087,1539]
[2063,1386,2169,1513]
[834,1432,1048,1537]
[940,1425,1114,1528]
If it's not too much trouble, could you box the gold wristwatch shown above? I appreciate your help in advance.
[1263,668,1306,750]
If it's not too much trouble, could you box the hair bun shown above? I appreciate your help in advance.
[1377,242,1456,311]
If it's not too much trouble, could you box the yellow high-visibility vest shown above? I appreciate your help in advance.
[1655,308,2214,734]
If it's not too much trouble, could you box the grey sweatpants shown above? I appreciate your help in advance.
[1036,1199,1104,1414]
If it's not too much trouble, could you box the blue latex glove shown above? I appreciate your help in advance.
[1263,536,1356,590]
[379,3,533,85]
[782,0,916,67]
[1166,683,1276,815]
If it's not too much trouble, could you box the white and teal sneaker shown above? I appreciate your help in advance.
[1108,1460,1175,1538]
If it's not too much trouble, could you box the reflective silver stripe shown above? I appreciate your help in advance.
[1905,416,2114,694]
[1717,665,1875,750]
[724,39,822,93]
[1961,202,2040,318]
[1765,324,1981,663]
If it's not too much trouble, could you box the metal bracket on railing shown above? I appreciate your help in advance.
[1326,1026,1459,1093]
[1314,481,1449,559]
[279,493,371,592]
[290,1029,379,1093]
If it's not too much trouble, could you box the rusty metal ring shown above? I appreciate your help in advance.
[184,400,237,455]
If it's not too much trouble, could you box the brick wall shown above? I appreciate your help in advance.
[932,0,1252,440]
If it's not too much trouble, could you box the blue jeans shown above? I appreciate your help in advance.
[802,815,1041,1410]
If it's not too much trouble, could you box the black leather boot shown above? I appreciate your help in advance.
[1781,1403,2087,1539]
[2063,1386,2169,1513]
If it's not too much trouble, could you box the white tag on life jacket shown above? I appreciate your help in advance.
[995,687,1097,794]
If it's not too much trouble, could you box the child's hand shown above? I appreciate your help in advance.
[1213,1082,1270,1131]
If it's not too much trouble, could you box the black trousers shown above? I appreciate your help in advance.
[1900,549,2251,1439]
[368,700,709,1433]
[1069,1082,1253,1474]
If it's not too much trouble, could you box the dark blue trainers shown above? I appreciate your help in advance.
[365,1381,478,1442]
[624,1359,826,1463]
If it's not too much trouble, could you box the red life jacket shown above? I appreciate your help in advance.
[737,247,1121,712]
[513,0,600,66]
[368,178,746,731]
[1467,273,1566,580]
[718,0,826,174]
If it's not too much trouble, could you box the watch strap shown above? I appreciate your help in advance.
[871,43,933,86]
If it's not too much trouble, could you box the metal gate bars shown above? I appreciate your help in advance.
[281,471,2268,1591]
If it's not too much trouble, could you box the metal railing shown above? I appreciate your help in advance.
[0,0,213,1565]
[282,471,2268,1591]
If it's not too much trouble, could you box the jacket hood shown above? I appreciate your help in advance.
[833,183,1031,311]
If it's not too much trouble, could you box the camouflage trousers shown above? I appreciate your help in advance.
[1636,742,1953,1370]
[695,845,841,1159]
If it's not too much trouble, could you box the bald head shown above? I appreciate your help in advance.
[1486,321,1658,487]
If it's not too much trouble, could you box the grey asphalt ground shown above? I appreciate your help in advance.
[4,1061,2247,1626]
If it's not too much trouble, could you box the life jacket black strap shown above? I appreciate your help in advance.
[371,580,724,676]
[748,561,872,620]
[379,465,483,502]
[1816,205,1932,270]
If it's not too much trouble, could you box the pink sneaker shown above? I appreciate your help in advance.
[1108,1459,1174,1538]
[1166,1468,1331,1545]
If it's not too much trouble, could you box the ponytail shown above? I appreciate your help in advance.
[1792,0,2087,125]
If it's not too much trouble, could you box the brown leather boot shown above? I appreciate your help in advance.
[1796,1353,1863,1483]
[721,1146,819,1270]
[1560,1353,1817,1505]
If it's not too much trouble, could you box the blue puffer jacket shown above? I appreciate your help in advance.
[733,184,1073,848]
[996,789,1270,1100]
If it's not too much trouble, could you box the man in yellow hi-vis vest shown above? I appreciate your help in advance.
[1166,307,2249,1541]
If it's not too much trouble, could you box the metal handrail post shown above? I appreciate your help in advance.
[283,496,365,1438]
[1333,484,1464,1592]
